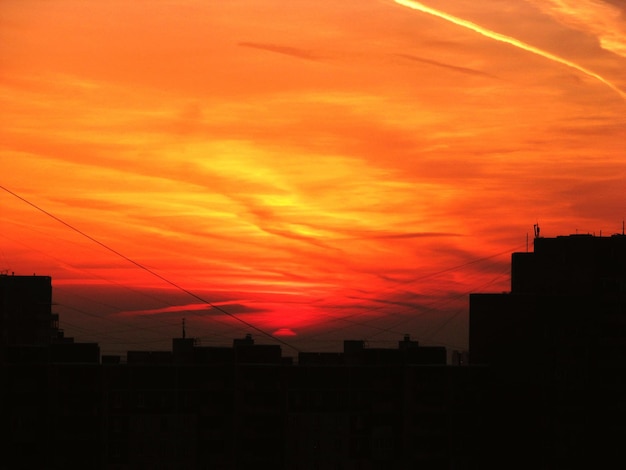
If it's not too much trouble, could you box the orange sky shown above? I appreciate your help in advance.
[1,0,625,356]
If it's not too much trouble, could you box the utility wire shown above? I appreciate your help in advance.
[302,242,524,343]
[0,184,301,353]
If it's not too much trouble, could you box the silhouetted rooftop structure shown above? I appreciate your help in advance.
[511,233,626,294]
[0,274,54,347]
[470,233,626,468]
[297,336,446,366]
[1,274,99,364]
[471,233,626,367]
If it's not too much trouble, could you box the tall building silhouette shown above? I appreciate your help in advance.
[0,274,55,348]
[470,233,626,468]
[0,274,99,364]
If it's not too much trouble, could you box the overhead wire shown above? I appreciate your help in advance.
[402,265,512,344]
[0,230,190,343]
[2,182,527,356]
[365,261,513,340]
[3,194,295,350]
[301,265,510,353]
[0,184,301,353]
[299,242,523,346]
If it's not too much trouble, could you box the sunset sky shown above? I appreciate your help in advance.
[2,0,625,356]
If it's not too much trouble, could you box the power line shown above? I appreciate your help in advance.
[368,263,512,339]
[1,230,241,345]
[300,242,523,344]
[0,184,301,353]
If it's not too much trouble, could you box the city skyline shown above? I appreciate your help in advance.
[2,0,625,355]
[2,232,625,468]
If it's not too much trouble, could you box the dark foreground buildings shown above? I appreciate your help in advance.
[2,233,626,469]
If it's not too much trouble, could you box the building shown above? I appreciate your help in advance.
[0,274,100,363]
[0,274,55,348]
[470,233,626,468]
[287,338,484,470]
[0,274,99,364]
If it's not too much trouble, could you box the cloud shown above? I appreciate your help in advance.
[526,0,626,57]
[347,295,434,313]
[394,0,626,100]
[3,0,625,356]
[346,230,461,240]
[115,301,263,317]
[396,53,496,78]
[49,196,133,213]
[238,41,321,61]
[116,303,210,316]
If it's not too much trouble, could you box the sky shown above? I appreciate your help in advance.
[1,0,625,357]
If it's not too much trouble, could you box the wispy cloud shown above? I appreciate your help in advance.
[526,0,626,57]
[396,53,496,78]
[344,230,461,240]
[3,0,625,354]
[238,41,322,61]
[116,303,211,317]
[394,0,626,100]
[116,301,262,317]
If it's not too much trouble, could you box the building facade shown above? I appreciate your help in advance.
[470,234,626,468]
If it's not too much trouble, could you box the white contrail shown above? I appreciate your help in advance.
[394,0,626,100]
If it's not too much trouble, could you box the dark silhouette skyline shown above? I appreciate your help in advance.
[4,1,625,465]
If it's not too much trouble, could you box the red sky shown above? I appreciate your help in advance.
[1,0,625,356]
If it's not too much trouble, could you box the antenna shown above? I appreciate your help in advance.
[182,317,186,339]
[533,223,540,239]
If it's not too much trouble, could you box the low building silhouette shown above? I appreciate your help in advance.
[287,338,484,469]
[1,282,474,469]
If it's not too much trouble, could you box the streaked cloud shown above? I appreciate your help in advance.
[238,41,322,61]
[526,0,626,57]
[1,0,624,355]
[396,53,496,78]
[394,0,626,100]
[116,303,212,317]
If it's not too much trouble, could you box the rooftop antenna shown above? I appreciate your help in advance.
[622,219,624,236]
[182,317,186,339]
[533,223,540,239]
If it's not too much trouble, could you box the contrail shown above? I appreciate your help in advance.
[394,0,626,100]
